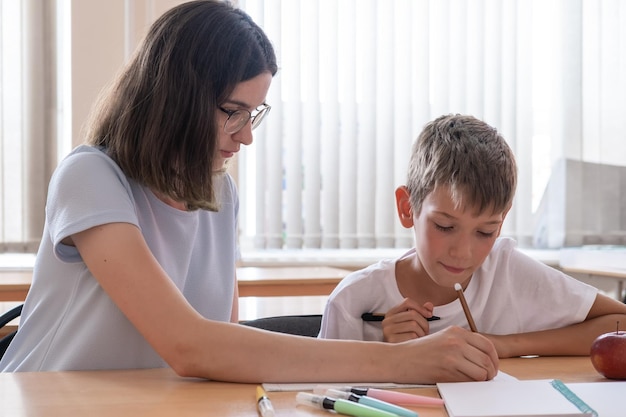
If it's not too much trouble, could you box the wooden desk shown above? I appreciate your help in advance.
[0,271,30,302]
[0,267,350,303]
[0,357,606,417]
[562,265,626,302]
[236,266,349,297]
[0,267,347,327]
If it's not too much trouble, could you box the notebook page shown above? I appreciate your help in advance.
[437,379,590,417]
[566,381,626,417]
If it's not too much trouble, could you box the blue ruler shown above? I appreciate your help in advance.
[550,379,598,417]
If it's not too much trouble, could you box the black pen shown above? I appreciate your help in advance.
[361,312,441,322]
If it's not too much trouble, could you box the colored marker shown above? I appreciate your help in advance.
[318,388,418,417]
[454,283,477,332]
[361,313,440,322]
[256,386,275,417]
[296,392,399,417]
[330,386,444,407]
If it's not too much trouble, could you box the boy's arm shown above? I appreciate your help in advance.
[486,293,626,358]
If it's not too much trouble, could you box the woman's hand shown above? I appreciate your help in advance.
[382,298,437,343]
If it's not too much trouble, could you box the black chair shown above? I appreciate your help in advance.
[240,314,322,337]
[0,304,23,359]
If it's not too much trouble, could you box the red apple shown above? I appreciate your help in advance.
[590,329,626,379]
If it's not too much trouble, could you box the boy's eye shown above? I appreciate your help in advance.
[435,223,453,232]
[478,231,496,238]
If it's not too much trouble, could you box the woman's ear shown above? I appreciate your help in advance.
[395,186,414,228]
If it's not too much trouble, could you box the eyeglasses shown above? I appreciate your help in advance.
[218,103,271,134]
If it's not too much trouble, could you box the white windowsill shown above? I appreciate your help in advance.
[238,247,561,269]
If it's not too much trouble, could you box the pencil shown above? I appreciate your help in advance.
[454,283,477,332]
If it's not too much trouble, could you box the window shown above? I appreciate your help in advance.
[0,0,61,253]
[1,0,625,260]
[238,0,626,253]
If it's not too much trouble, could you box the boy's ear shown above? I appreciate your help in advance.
[395,186,414,228]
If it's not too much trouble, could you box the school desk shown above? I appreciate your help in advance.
[0,267,350,303]
[0,356,606,417]
[0,271,30,302]
[561,265,626,302]
[236,266,350,297]
[0,267,346,334]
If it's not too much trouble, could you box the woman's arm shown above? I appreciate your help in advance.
[486,293,626,358]
[71,222,499,383]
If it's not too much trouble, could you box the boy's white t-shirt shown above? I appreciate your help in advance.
[318,238,598,341]
[0,145,239,371]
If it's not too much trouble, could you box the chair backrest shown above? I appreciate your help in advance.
[0,304,23,360]
[240,314,322,337]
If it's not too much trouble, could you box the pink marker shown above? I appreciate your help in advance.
[332,386,444,407]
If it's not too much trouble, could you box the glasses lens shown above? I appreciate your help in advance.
[224,110,250,134]
[251,106,271,130]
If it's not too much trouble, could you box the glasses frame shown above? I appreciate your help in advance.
[218,103,271,134]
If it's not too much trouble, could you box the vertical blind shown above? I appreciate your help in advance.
[238,0,626,252]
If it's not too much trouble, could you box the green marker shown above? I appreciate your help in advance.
[296,392,401,417]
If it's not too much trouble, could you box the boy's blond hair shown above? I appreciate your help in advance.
[406,114,517,215]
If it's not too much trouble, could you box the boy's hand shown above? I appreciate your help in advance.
[382,298,437,343]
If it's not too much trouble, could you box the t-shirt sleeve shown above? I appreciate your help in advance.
[46,148,139,263]
[493,241,598,332]
[318,295,366,340]
[318,259,405,341]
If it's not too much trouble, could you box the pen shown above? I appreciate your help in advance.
[454,283,477,332]
[361,312,441,322]
[329,385,444,407]
[319,388,418,417]
[296,392,399,417]
[256,386,275,417]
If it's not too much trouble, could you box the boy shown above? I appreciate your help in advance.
[318,114,626,358]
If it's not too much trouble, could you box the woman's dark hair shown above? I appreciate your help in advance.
[86,0,277,211]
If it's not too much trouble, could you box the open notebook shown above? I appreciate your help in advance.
[437,379,626,417]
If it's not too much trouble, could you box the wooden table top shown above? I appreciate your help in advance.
[236,266,350,297]
[0,356,607,417]
[0,271,31,302]
[561,265,626,279]
[0,267,351,302]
